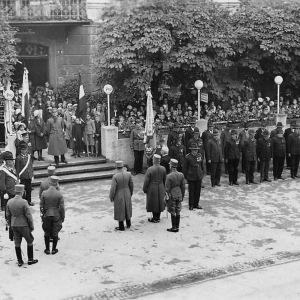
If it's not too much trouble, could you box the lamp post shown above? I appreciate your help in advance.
[274,76,283,115]
[194,80,203,120]
[103,84,113,126]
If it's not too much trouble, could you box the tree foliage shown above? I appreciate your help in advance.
[0,18,18,86]
[93,0,300,101]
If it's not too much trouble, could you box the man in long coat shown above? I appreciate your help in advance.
[257,129,273,182]
[64,103,73,148]
[40,176,65,255]
[242,129,257,184]
[165,159,185,233]
[207,128,224,187]
[46,108,68,166]
[33,110,47,161]
[284,120,296,168]
[143,154,166,223]
[287,124,300,179]
[6,184,38,267]
[201,122,214,175]
[109,161,134,231]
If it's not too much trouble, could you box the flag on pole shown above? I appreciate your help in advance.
[21,68,30,126]
[75,73,86,121]
[144,90,156,148]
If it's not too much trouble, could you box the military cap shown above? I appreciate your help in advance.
[115,160,123,168]
[190,143,200,150]
[276,122,283,127]
[47,166,56,175]
[49,176,59,186]
[1,151,14,160]
[231,129,238,135]
[15,184,25,193]
[193,127,200,134]
[19,142,28,150]
[153,154,161,163]
[262,129,269,136]
[170,159,178,168]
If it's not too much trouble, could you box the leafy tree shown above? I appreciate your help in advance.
[94,0,236,101]
[0,18,18,86]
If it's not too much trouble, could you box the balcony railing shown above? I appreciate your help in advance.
[0,0,87,22]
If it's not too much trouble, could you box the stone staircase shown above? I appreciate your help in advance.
[32,156,116,187]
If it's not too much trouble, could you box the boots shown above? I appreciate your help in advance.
[44,236,50,255]
[176,215,180,231]
[167,215,178,232]
[52,237,59,254]
[115,221,125,231]
[126,219,131,229]
[27,245,38,265]
[61,155,68,164]
[15,247,24,267]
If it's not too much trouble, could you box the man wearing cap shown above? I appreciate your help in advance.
[238,122,249,174]
[167,122,180,148]
[201,122,214,175]
[32,110,47,161]
[6,184,38,267]
[46,108,68,166]
[224,129,241,185]
[0,151,18,215]
[64,103,73,149]
[187,127,202,154]
[39,166,60,199]
[184,117,199,149]
[255,121,267,172]
[109,161,134,231]
[284,120,296,168]
[270,122,283,139]
[220,123,231,175]
[15,142,34,206]
[257,129,273,182]
[207,128,224,187]
[287,124,300,179]
[40,176,65,254]
[272,129,286,180]
[169,136,186,173]
[165,159,185,232]
[143,154,166,222]
[130,119,145,175]
[242,129,257,184]
[184,143,204,210]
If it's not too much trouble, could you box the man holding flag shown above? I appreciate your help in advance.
[21,68,30,127]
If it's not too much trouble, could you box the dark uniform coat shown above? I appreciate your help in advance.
[201,129,214,153]
[287,133,300,155]
[169,144,186,171]
[207,138,223,162]
[187,137,204,156]
[165,171,185,201]
[242,138,257,161]
[272,136,286,157]
[15,154,33,180]
[167,130,179,148]
[109,171,134,221]
[143,165,166,213]
[0,165,17,196]
[46,116,68,156]
[33,117,47,150]
[39,177,60,199]
[185,126,199,147]
[257,138,273,160]
[224,138,241,160]
[183,153,204,181]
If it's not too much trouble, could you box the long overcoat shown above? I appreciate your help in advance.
[46,117,68,156]
[109,171,134,221]
[143,165,166,213]
[33,117,47,150]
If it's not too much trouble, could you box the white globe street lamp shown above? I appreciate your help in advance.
[194,80,204,121]
[274,76,283,115]
[103,84,113,126]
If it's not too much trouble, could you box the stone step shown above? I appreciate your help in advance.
[32,169,116,187]
[33,156,107,170]
[33,162,116,178]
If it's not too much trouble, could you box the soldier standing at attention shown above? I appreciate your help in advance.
[224,129,240,186]
[201,122,214,175]
[272,129,286,180]
[284,120,296,169]
[287,124,300,179]
[220,123,231,175]
[40,176,65,255]
[183,143,204,211]
[39,166,60,200]
[143,154,166,223]
[242,129,257,184]
[165,159,185,233]
[207,128,224,187]
[130,119,145,175]
[6,184,38,267]
[238,122,249,174]
[109,161,134,231]
[257,129,273,183]
[184,117,199,149]
[255,120,267,172]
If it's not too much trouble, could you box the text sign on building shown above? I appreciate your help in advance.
[201,93,208,103]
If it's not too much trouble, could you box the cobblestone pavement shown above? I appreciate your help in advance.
[0,167,300,300]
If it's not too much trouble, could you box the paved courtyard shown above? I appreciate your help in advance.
[0,168,300,300]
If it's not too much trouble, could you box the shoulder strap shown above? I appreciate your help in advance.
[19,154,31,177]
